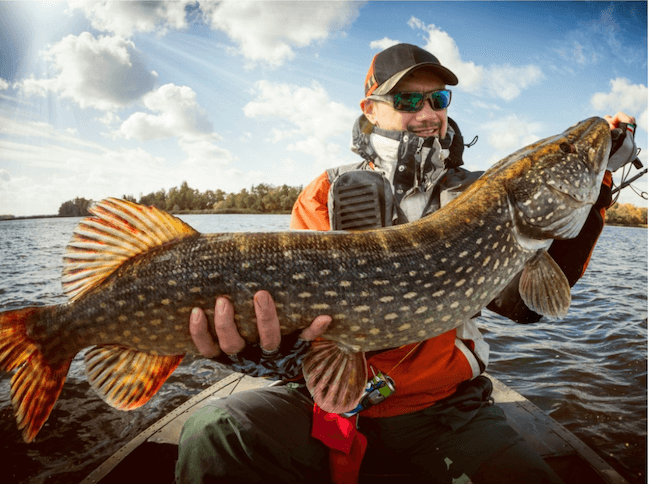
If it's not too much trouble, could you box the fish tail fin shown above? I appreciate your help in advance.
[0,307,72,443]
[302,340,367,414]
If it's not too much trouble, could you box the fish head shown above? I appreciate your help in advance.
[506,117,611,241]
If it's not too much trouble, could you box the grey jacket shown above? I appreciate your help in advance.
[326,115,482,229]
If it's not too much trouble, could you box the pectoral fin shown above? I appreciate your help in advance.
[519,250,571,319]
[84,345,183,410]
[302,340,367,414]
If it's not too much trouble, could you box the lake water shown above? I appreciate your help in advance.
[0,215,646,483]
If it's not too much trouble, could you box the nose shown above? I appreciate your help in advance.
[416,99,441,121]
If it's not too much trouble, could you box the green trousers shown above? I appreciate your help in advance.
[175,379,563,484]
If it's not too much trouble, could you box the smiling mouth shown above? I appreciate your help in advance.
[409,122,441,136]
[412,127,439,137]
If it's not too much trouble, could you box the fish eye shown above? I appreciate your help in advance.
[559,142,574,154]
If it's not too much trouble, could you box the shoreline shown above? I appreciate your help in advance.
[1,214,646,229]
[0,210,293,222]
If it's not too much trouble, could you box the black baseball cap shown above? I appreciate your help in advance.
[364,43,458,96]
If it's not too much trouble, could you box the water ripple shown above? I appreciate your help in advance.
[0,218,646,483]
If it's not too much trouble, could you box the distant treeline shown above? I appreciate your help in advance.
[56,182,648,227]
[57,181,303,217]
[604,202,648,226]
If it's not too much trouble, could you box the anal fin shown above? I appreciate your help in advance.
[84,346,183,410]
[519,250,571,319]
[302,340,367,414]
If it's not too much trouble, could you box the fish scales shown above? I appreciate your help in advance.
[38,187,526,360]
[0,117,612,441]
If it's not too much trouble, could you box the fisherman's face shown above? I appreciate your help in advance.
[362,70,448,139]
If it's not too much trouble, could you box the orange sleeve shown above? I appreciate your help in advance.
[290,172,332,231]
[579,170,613,276]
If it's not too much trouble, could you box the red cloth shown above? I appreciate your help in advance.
[311,404,368,484]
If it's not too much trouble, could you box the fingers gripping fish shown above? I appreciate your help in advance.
[0,117,611,442]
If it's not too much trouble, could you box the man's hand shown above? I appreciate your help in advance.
[604,112,639,173]
[189,290,331,379]
[604,111,636,131]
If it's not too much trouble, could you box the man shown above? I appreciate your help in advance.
[177,44,638,484]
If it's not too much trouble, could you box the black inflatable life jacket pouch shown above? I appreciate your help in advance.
[330,170,395,230]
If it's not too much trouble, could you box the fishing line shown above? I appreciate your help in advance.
[611,164,632,204]
[612,146,647,203]
[227,373,247,396]
[387,341,424,374]
[612,163,648,203]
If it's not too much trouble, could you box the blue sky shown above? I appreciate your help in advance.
[0,1,647,216]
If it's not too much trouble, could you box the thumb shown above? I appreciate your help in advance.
[300,315,332,341]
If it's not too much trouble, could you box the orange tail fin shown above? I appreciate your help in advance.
[0,307,72,443]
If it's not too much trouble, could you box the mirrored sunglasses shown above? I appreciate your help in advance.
[368,89,452,113]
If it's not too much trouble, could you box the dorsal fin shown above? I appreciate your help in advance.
[62,198,197,300]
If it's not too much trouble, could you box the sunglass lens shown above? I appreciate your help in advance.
[431,90,451,109]
[392,91,451,112]
[393,92,425,112]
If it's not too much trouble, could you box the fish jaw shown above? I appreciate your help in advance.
[506,117,611,240]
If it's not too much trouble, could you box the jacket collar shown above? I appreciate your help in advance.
[350,115,454,204]
[351,115,454,162]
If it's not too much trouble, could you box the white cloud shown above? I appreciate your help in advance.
[179,138,235,168]
[18,32,157,111]
[0,149,167,216]
[276,157,296,174]
[115,84,236,174]
[554,41,598,67]
[483,115,543,151]
[244,80,356,141]
[68,0,362,67]
[117,84,213,141]
[244,80,358,168]
[408,17,544,101]
[472,100,502,111]
[572,42,588,65]
[639,111,648,134]
[0,115,105,152]
[590,78,648,132]
[0,114,250,215]
[0,115,173,215]
[97,111,121,126]
[0,78,9,90]
[370,37,400,50]
[66,0,192,37]
[200,0,361,67]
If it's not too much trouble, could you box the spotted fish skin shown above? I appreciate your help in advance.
[0,117,611,441]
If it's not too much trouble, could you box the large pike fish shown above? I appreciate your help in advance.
[1,117,611,442]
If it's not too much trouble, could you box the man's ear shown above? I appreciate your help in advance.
[360,99,377,125]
